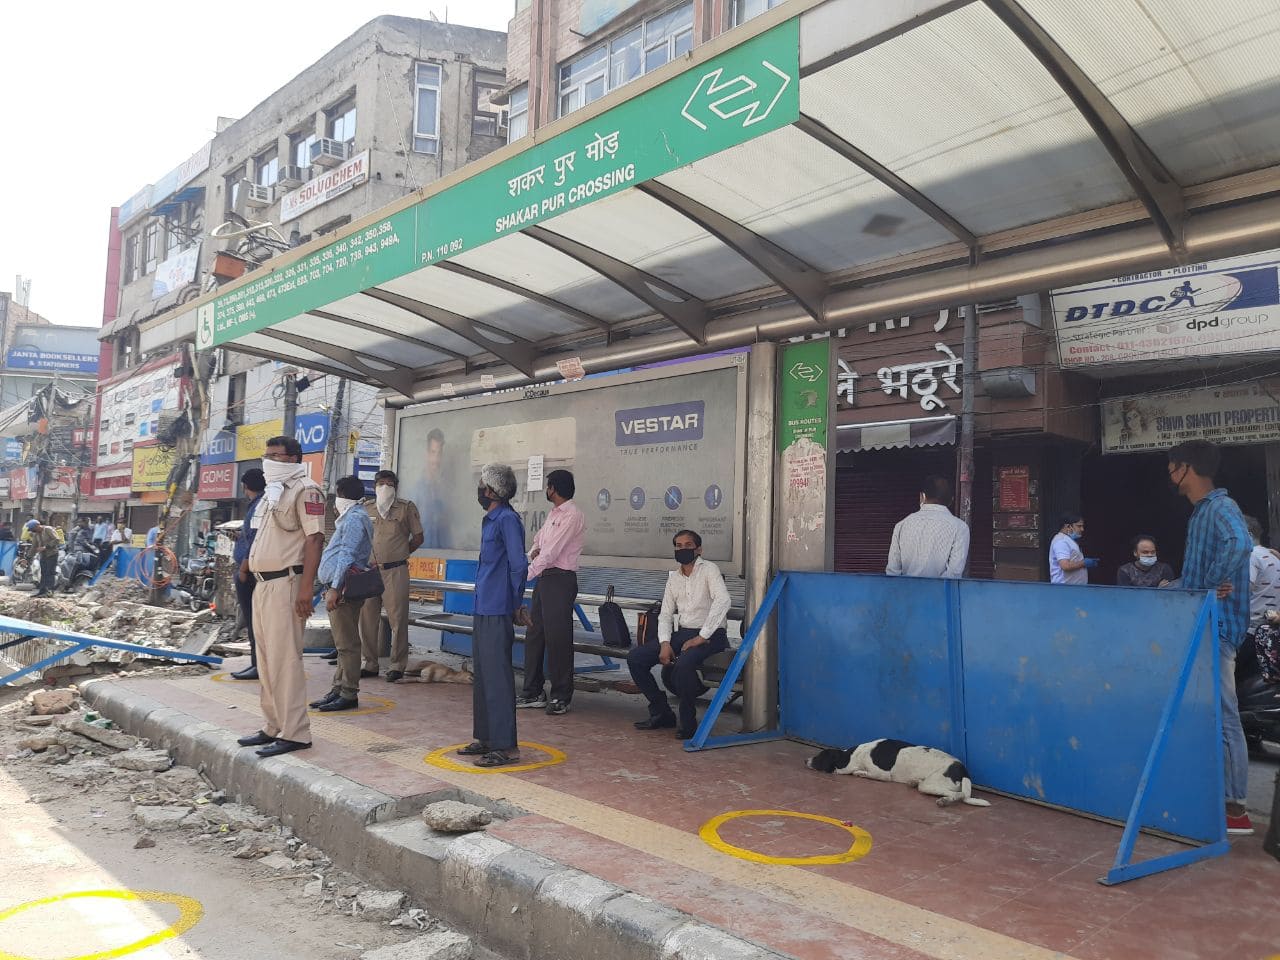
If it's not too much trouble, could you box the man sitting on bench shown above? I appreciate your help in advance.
[628,529,731,740]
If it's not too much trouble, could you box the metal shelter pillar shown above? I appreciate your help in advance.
[742,342,778,732]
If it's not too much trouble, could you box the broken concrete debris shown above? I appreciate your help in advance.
[421,801,492,834]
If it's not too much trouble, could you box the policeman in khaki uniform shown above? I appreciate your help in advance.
[359,470,424,682]
[237,436,325,757]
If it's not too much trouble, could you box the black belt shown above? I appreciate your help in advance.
[254,565,303,582]
[381,559,407,570]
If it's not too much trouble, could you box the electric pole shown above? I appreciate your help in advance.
[282,369,298,437]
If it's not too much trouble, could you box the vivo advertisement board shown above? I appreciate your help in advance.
[394,357,745,569]
[1053,248,1280,367]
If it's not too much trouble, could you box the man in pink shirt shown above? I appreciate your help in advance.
[516,469,586,716]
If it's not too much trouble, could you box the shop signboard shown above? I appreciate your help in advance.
[1102,378,1280,453]
[4,438,22,461]
[92,467,133,499]
[235,419,284,461]
[197,463,237,500]
[1053,248,1280,367]
[778,340,831,567]
[97,356,182,468]
[280,151,369,223]
[200,428,237,465]
[201,19,801,349]
[131,443,174,491]
[6,324,100,374]
[295,412,329,453]
[393,358,744,565]
[302,452,326,487]
[43,467,78,499]
[10,468,31,500]
[152,243,202,300]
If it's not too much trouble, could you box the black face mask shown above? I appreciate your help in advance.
[1168,466,1187,496]
[477,488,493,510]
[545,488,555,503]
[674,548,697,565]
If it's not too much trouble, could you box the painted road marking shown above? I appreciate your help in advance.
[700,809,873,866]
[190,677,1082,960]
[0,890,203,960]
[425,741,567,775]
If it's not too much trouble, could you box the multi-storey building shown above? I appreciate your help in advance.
[94,16,507,543]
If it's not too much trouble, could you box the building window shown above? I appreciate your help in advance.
[731,0,784,25]
[291,129,318,169]
[124,232,141,283]
[472,71,505,137]
[557,3,693,117]
[143,223,160,275]
[327,97,357,146]
[413,63,441,154]
[225,172,241,214]
[256,148,279,187]
[227,372,246,425]
[508,85,529,142]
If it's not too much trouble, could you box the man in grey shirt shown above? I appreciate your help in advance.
[886,476,970,579]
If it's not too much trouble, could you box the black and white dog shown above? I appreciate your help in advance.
[807,738,990,807]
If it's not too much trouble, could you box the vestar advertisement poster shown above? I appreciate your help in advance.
[394,358,745,569]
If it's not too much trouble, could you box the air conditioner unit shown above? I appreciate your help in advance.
[310,138,350,168]
[244,182,274,208]
[278,165,309,189]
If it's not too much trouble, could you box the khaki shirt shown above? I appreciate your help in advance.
[369,498,424,564]
[35,527,60,553]
[249,477,325,572]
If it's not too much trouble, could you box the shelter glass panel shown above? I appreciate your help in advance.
[321,295,488,358]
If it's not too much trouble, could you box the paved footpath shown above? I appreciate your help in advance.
[81,655,1279,960]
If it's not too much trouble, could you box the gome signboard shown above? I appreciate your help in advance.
[200,20,800,349]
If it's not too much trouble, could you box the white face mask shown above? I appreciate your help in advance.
[375,485,395,513]
[261,458,306,484]
[335,497,358,518]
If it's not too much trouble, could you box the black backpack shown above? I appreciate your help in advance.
[598,587,632,648]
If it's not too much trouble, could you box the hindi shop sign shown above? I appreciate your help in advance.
[132,443,174,491]
[1053,248,1280,367]
[202,19,800,349]
[197,463,237,500]
[281,151,369,224]
[1102,379,1280,453]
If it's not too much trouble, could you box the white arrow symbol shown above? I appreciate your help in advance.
[681,59,792,131]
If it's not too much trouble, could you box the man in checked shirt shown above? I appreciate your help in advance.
[516,469,586,716]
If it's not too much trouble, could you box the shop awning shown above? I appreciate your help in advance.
[152,186,205,220]
[161,0,1280,401]
[836,415,956,453]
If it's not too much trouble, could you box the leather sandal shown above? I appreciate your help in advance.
[456,740,488,756]
[473,751,521,768]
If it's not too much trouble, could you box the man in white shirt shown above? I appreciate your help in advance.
[1049,512,1096,585]
[627,529,731,740]
[1244,516,1280,632]
[886,476,970,579]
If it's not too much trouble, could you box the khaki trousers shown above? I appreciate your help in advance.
[359,563,410,672]
[252,574,311,744]
[328,599,363,699]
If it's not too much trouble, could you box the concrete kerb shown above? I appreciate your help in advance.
[80,678,794,960]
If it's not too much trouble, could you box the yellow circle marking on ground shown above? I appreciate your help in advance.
[699,809,873,866]
[424,741,567,775]
[0,889,203,960]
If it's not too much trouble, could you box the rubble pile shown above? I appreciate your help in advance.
[0,583,222,682]
[0,682,476,960]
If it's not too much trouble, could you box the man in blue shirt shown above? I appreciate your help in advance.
[1168,440,1254,835]
[457,463,527,768]
[230,469,266,681]
[312,476,375,713]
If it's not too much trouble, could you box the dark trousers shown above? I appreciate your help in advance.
[521,568,578,703]
[38,550,58,593]
[473,614,518,752]
[627,627,728,733]
[1265,767,1279,862]
[235,574,257,668]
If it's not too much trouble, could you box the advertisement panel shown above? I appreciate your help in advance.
[92,466,132,500]
[6,324,100,374]
[200,428,237,465]
[98,356,182,468]
[43,467,78,499]
[197,462,237,500]
[10,468,31,500]
[778,340,831,566]
[1053,248,1280,367]
[152,243,202,300]
[296,412,330,453]
[393,358,745,566]
[132,443,174,491]
[1102,378,1280,453]
[280,151,369,223]
[236,420,284,461]
[302,452,326,486]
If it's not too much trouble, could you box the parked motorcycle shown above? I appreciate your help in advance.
[1236,633,1280,755]
[175,554,216,612]
[11,542,35,585]
[55,543,100,594]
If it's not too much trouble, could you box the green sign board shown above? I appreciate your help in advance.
[206,18,800,348]
[778,339,830,451]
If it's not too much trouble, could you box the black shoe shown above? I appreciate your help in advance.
[255,739,311,757]
[32,591,47,598]
[634,714,677,730]
[238,730,275,747]
[675,729,695,740]
[317,697,359,712]
[516,692,548,709]
[546,699,570,716]
[309,690,340,709]
[324,658,338,666]
[230,667,259,681]
[360,669,379,678]
[384,670,404,683]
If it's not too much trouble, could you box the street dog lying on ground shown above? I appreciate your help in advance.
[807,738,990,807]
[401,660,474,684]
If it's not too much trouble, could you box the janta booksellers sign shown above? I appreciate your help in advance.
[1053,248,1280,367]
[1102,379,1280,453]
